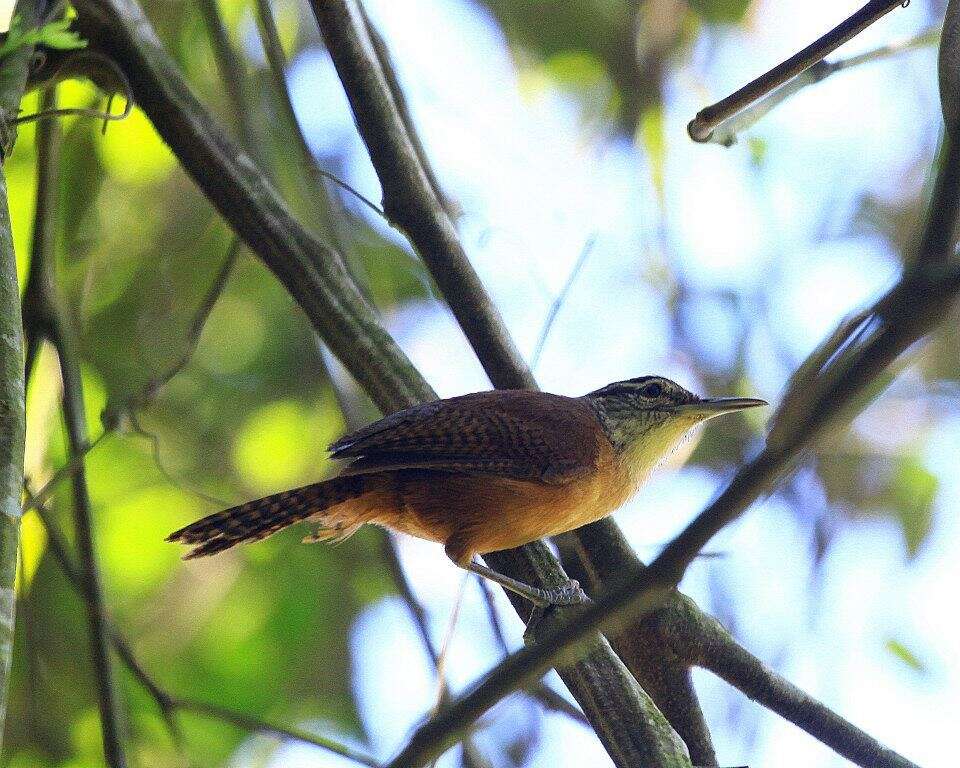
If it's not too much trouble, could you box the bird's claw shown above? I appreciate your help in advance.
[524,579,590,642]
[541,579,588,606]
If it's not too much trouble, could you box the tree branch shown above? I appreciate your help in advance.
[309,0,533,392]
[694,618,915,768]
[0,0,47,744]
[22,86,128,768]
[688,0,909,142]
[476,577,591,727]
[700,26,939,147]
[569,523,922,768]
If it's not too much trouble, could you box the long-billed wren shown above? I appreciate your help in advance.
[169,376,766,606]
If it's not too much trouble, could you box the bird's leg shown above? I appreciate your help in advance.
[464,559,587,608]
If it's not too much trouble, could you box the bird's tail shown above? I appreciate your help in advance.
[167,475,371,559]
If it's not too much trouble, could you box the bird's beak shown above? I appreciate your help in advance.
[673,397,768,420]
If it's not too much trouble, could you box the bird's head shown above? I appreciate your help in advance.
[583,375,766,471]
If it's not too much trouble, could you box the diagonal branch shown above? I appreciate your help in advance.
[688,0,909,142]
[700,26,939,147]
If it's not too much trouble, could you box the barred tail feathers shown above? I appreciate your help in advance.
[167,476,370,559]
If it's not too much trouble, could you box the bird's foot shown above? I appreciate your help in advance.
[524,580,590,642]
[534,579,588,607]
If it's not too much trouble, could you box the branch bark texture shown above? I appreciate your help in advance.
[0,0,49,745]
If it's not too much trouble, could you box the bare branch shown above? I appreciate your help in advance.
[559,527,718,766]
[0,0,45,742]
[688,0,909,142]
[531,236,595,370]
[695,619,916,768]
[703,26,938,147]
[309,0,534,392]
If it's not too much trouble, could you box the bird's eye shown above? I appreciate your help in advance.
[642,382,663,399]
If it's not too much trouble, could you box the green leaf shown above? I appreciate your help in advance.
[688,0,752,24]
[887,456,937,558]
[0,15,86,61]
[885,639,927,675]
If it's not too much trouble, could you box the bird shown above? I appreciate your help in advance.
[168,375,766,607]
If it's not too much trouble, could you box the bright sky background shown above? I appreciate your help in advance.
[243,0,959,765]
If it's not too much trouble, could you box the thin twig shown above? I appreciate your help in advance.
[531,236,595,370]
[175,699,380,767]
[50,241,129,768]
[251,0,385,222]
[688,0,910,142]
[22,430,109,512]
[147,238,240,394]
[703,26,938,146]
[126,413,230,507]
[196,0,261,161]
